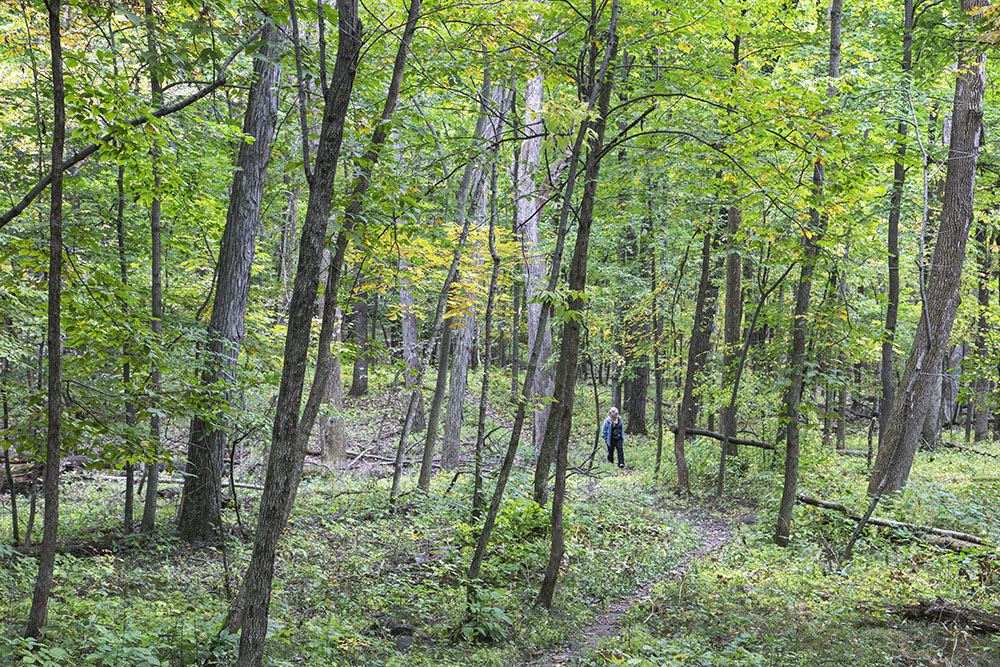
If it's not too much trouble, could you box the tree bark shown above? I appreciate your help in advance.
[178,20,283,543]
[399,254,426,431]
[115,165,136,533]
[140,0,164,535]
[234,3,361,664]
[25,0,63,637]
[516,73,556,455]
[973,222,991,441]
[674,227,720,495]
[348,286,370,396]
[443,82,510,471]
[879,0,912,448]
[775,0,842,546]
[537,8,617,606]
[869,0,988,494]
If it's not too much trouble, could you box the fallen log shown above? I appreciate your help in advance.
[941,441,998,459]
[90,474,264,491]
[796,494,992,547]
[880,598,1000,633]
[667,424,775,450]
[835,449,869,457]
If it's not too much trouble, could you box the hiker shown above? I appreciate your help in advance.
[601,407,625,469]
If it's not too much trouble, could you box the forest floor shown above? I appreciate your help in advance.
[533,503,733,665]
[2,375,1000,665]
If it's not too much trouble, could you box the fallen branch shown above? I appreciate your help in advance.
[90,474,264,491]
[668,424,775,450]
[941,441,998,459]
[797,494,991,547]
[835,449,869,457]
[879,597,1000,633]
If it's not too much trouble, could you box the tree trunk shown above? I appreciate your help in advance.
[537,8,618,606]
[869,0,988,495]
[473,167,503,515]
[442,308,473,471]
[516,73,556,456]
[466,5,614,587]
[418,323,451,486]
[443,82,510,471]
[973,222,991,441]
[178,21,282,543]
[25,0,63,637]
[674,227,720,495]
[319,291,348,466]
[880,0,912,449]
[141,0,164,535]
[115,165,136,533]
[775,0,842,546]
[348,285,370,396]
[720,197,743,456]
[399,254,426,431]
[234,4,361,664]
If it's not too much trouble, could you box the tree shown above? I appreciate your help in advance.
[870,0,990,494]
[775,0,843,546]
[233,2,362,662]
[178,19,283,543]
[25,0,64,637]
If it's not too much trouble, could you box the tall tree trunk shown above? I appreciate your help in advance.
[516,73,556,455]
[415,71,501,491]
[442,306,472,471]
[141,0,164,534]
[537,6,618,606]
[179,21,282,543]
[674,227,720,495]
[115,165,137,532]
[473,166,502,515]
[720,197,743,455]
[973,222,991,441]
[720,31,744,457]
[234,4,361,663]
[25,0,63,637]
[880,0,912,448]
[443,82,511,471]
[775,0,843,546]
[466,5,613,585]
[318,275,348,467]
[399,253,426,431]
[621,226,650,436]
[869,0,988,495]
[348,285,369,396]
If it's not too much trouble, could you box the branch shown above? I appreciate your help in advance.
[0,77,227,232]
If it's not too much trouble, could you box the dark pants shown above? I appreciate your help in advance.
[607,438,624,466]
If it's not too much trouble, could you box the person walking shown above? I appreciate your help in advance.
[602,407,625,469]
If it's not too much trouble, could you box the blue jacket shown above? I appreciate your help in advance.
[601,417,625,447]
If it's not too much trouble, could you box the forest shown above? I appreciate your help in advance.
[1,0,1000,664]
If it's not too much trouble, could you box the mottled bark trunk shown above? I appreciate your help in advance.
[869,0,988,495]
[517,74,555,454]
[674,228,720,496]
[721,197,742,455]
[179,21,282,543]
[348,287,369,396]
[399,255,426,431]
[233,4,361,664]
[115,165,136,532]
[973,223,991,441]
[443,83,510,471]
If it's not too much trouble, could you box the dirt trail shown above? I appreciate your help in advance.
[531,507,733,666]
